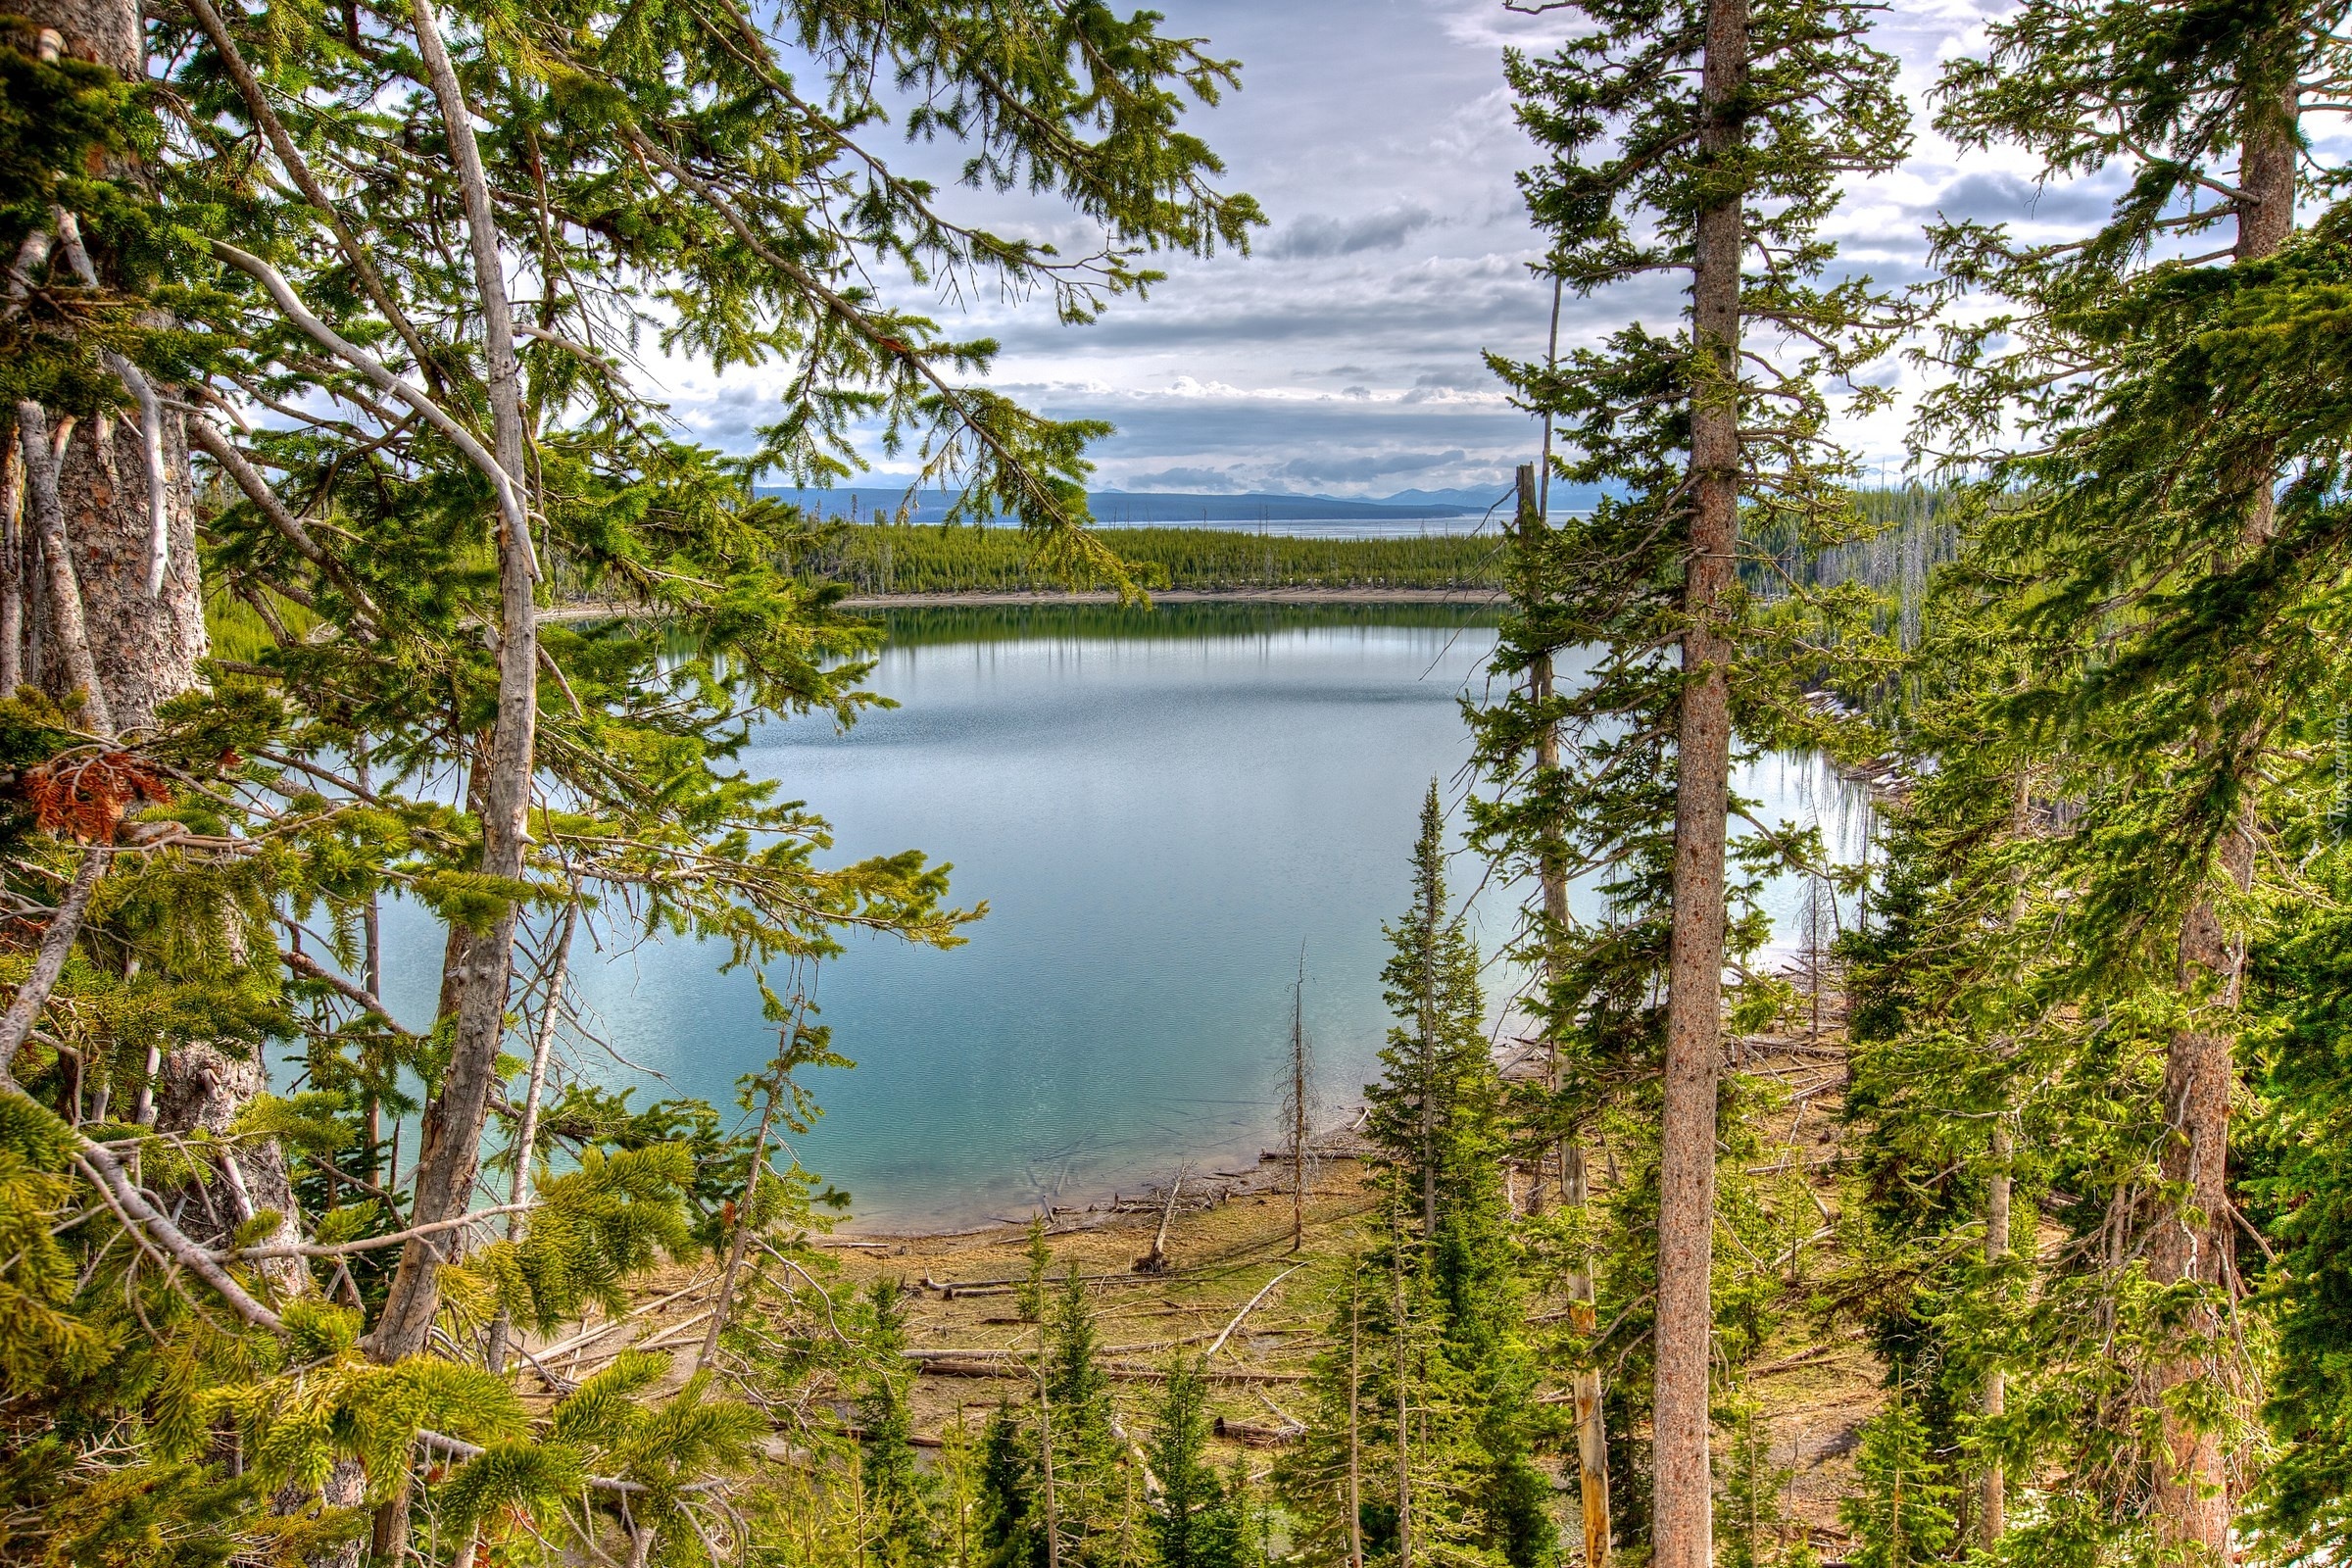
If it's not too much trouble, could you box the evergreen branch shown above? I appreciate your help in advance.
[412,1426,727,1495]
[187,416,384,628]
[177,0,440,378]
[279,948,414,1034]
[205,241,528,540]
[618,130,1127,590]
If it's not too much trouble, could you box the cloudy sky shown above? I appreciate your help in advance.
[663,0,2139,499]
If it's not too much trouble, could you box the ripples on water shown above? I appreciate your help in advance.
[374,604,1869,1228]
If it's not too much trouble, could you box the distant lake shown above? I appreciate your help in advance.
[373,603,1868,1229]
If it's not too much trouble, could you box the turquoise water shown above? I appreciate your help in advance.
[376,605,1867,1228]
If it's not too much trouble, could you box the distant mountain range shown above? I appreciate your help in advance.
[755,481,1608,523]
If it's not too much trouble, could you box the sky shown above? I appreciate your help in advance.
[659,0,2150,500]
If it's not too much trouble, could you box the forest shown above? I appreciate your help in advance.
[771,521,1504,595]
[0,0,2346,1566]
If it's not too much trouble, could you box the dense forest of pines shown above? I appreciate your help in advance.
[1,0,2349,1564]
[774,522,1505,595]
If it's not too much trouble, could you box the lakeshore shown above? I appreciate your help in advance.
[532,1019,1884,1544]
[541,584,1503,621]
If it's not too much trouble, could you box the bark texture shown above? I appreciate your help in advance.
[1981,1123,2011,1548]
[364,0,539,1366]
[1652,3,1749,1563]
[17,0,206,735]
[2145,91,2296,1560]
[49,413,203,734]
[152,1041,311,1298]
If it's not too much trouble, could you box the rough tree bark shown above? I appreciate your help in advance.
[1651,2,1749,1564]
[360,9,536,1554]
[16,0,205,737]
[2146,84,2297,1561]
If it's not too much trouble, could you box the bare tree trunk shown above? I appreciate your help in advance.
[1567,1145,1613,1568]
[16,407,111,736]
[365,0,538,1368]
[0,843,112,1086]
[1520,462,1613,1568]
[1348,1269,1364,1568]
[486,900,574,1373]
[1039,1359,1061,1568]
[1981,1122,2010,1548]
[1653,4,1749,1562]
[1394,1228,1412,1568]
[1,438,22,695]
[696,1045,778,1371]
[1290,961,1309,1253]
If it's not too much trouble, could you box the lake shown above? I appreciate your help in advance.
[377,603,1870,1229]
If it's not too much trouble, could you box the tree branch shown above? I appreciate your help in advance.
[0,844,112,1082]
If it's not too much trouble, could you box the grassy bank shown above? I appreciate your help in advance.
[790,521,1506,593]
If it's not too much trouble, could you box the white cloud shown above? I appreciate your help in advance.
[656,0,2098,496]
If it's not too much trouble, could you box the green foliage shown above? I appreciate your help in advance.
[1,0,1264,1559]
[1149,1357,1251,1568]
[858,1280,942,1567]
[1839,1379,1957,1568]
[782,520,1503,595]
[1018,1216,1054,1324]
[2244,847,2352,1554]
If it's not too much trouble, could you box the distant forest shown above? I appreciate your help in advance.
[780,490,1953,601]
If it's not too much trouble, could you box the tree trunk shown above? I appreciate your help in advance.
[1981,1122,2010,1548]
[2143,84,2296,1563]
[50,412,201,734]
[1348,1272,1364,1568]
[151,1042,310,1298]
[1394,1235,1412,1568]
[1521,463,1613,1568]
[1,440,23,695]
[1652,3,1748,1565]
[364,0,538,1367]
[16,0,205,735]
[486,900,573,1374]
[1567,1145,1613,1568]
[17,407,112,736]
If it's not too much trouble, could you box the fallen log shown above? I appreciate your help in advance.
[1214,1416,1302,1448]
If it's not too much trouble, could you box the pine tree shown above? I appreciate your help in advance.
[1366,782,1494,1248]
[860,1280,942,1568]
[1918,13,2352,1549]
[1489,1,1909,1557]
[1149,1356,1250,1568]
[0,0,1260,1557]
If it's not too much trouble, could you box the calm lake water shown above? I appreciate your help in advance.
[376,604,1868,1229]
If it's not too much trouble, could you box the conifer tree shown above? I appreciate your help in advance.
[1366,782,1494,1246]
[1915,10,2352,1545]
[1489,2,1908,1558]
[0,0,1260,1557]
[1149,1356,1250,1568]
[860,1279,942,1568]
